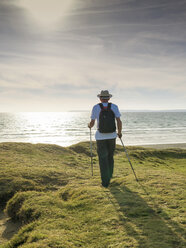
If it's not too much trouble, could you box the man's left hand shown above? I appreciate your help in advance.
[118,133,122,138]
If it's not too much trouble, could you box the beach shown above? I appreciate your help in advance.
[141,143,186,149]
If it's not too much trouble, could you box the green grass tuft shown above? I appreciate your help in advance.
[0,142,185,248]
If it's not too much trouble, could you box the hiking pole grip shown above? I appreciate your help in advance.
[120,138,138,182]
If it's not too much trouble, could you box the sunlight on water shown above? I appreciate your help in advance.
[0,112,91,146]
[0,112,186,146]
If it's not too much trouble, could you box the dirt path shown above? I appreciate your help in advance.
[0,210,21,245]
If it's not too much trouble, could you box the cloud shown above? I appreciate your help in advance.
[1,52,185,97]
[0,0,186,111]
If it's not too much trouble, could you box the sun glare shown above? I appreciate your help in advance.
[18,0,75,28]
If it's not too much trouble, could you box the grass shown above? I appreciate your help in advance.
[0,141,185,248]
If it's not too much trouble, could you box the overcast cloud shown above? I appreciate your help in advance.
[0,0,186,111]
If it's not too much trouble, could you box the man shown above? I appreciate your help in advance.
[88,90,122,187]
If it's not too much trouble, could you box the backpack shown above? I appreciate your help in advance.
[98,103,116,133]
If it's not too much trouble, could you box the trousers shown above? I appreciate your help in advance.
[96,138,116,187]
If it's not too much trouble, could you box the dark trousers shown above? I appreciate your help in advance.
[96,139,116,187]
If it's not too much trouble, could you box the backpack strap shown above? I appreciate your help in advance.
[107,103,112,110]
[108,103,115,117]
[99,103,112,110]
[99,103,104,110]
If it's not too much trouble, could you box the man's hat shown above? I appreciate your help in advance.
[97,90,112,98]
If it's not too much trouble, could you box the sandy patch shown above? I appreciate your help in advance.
[0,210,21,245]
[140,143,186,149]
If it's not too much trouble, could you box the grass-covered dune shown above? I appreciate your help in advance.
[0,142,185,248]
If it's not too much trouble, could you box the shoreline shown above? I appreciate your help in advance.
[0,141,186,149]
[138,143,186,149]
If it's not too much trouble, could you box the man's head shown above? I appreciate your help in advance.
[97,90,112,102]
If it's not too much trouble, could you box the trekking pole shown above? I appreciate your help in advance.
[89,128,93,176]
[120,138,138,182]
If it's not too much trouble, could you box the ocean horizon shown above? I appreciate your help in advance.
[0,111,186,147]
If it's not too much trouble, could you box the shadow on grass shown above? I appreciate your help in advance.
[109,185,185,248]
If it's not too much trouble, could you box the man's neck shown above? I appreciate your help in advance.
[100,99,109,103]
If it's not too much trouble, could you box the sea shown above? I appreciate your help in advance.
[0,112,186,147]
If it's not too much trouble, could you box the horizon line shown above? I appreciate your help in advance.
[0,109,186,113]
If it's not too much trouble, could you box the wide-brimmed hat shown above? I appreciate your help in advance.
[97,90,112,98]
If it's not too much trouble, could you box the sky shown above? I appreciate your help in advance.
[0,0,186,111]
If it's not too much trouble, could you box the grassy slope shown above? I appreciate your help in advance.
[0,142,185,248]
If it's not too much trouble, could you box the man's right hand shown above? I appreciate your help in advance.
[88,120,95,129]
